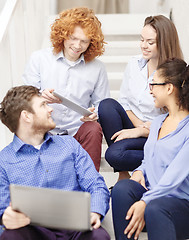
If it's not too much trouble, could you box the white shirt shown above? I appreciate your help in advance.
[118,55,161,122]
[23,48,110,135]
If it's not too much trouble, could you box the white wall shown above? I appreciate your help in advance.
[170,0,189,62]
[0,0,6,13]
[0,0,52,150]
[129,0,170,14]
[129,0,189,62]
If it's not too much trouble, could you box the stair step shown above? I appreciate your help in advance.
[108,78,122,91]
[104,41,141,56]
[99,55,129,72]
[106,40,139,48]
[96,13,150,35]
[103,62,127,73]
[108,72,123,80]
[99,55,131,63]
[104,35,140,41]
[110,90,119,100]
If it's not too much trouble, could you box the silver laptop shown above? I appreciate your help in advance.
[10,184,92,231]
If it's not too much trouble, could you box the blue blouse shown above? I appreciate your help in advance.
[136,113,189,204]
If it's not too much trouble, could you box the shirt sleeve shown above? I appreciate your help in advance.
[90,62,110,112]
[118,60,132,111]
[134,159,146,176]
[0,163,10,218]
[73,138,110,217]
[22,51,42,89]
[141,138,189,204]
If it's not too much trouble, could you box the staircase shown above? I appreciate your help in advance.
[94,13,150,240]
[0,3,155,237]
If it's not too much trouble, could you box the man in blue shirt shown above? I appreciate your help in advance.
[0,85,110,240]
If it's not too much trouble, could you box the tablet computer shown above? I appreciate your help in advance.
[53,92,93,117]
[10,184,92,231]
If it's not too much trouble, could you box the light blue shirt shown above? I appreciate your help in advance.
[0,134,110,218]
[23,48,110,135]
[136,113,189,204]
[119,55,162,122]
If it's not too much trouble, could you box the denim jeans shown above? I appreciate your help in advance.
[98,98,146,171]
[112,179,189,240]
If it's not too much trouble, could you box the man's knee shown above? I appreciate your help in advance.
[82,121,102,137]
[0,228,25,240]
[91,227,110,240]
[79,227,110,240]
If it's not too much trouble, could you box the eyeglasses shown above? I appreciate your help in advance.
[149,82,167,91]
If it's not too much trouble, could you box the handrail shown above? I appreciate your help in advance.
[0,0,18,43]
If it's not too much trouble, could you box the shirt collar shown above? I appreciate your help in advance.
[55,50,85,65]
[12,133,54,153]
[137,56,148,71]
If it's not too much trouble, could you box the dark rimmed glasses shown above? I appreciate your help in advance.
[149,82,167,91]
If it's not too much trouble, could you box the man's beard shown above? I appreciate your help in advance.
[32,117,56,134]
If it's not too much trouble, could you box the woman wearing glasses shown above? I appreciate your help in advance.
[111,58,189,240]
[98,15,183,181]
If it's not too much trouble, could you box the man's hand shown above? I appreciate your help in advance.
[42,89,62,104]
[90,212,101,229]
[124,201,146,239]
[2,206,30,229]
[130,171,148,190]
[80,107,98,122]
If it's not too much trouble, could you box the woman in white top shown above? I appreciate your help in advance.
[98,15,183,180]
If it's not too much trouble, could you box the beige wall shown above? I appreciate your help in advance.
[57,0,129,14]
[129,0,189,63]
[171,0,189,62]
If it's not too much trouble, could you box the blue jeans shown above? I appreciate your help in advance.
[98,98,146,171]
[112,179,189,240]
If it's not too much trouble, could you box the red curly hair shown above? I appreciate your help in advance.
[50,7,105,62]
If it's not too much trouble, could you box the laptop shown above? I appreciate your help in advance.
[10,184,92,231]
[53,92,93,117]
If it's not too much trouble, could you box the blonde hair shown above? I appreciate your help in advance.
[50,7,105,62]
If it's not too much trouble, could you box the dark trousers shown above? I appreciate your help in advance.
[0,225,110,240]
[74,121,103,172]
[112,179,189,240]
[98,98,146,171]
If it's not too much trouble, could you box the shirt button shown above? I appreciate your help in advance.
[46,170,49,173]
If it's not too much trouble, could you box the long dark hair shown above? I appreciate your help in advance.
[157,58,189,111]
[144,15,183,66]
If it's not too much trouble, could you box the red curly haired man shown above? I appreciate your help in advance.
[23,7,110,171]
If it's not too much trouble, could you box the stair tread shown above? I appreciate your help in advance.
[105,40,140,48]
[99,55,131,63]
[108,72,123,78]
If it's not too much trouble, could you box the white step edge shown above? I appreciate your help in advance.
[105,40,140,48]
[108,72,124,80]
[99,55,131,63]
